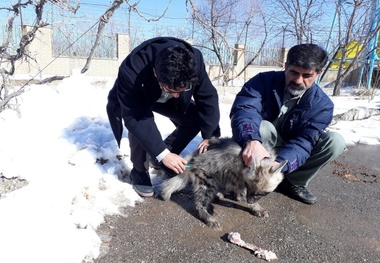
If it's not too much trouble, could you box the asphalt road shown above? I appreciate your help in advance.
[95,144,380,263]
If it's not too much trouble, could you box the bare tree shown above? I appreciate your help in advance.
[47,0,80,13]
[0,0,80,112]
[330,0,380,96]
[187,0,268,85]
[0,0,175,112]
[263,0,329,46]
[81,0,173,73]
[1,1,49,111]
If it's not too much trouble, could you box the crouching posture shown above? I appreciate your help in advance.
[160,138,287,229]
[230,44,346,204]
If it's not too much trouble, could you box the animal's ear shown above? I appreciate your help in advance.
[270,168,284,187]
[272,160,287,173]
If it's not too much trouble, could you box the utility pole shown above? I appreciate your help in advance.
[365,0,380,89]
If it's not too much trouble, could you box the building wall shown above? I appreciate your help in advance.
[14,27,130,79]
[13,27,339,84]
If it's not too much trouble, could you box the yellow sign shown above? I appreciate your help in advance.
[330,40,363,69]
[330,37,379,68]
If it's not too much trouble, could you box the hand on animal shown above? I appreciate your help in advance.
[197,139,210,154]
[162,153,188,174]
[242,140,271,166]
[160,138,286,229]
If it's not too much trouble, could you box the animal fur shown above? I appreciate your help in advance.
[160,137,287,229]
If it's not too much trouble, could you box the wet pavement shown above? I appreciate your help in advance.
[95,144,380,263]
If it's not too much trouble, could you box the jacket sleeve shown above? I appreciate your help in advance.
[230,74,266,147]
[192,50,220,139]
[116,57,168,159]
[275,90,334,174]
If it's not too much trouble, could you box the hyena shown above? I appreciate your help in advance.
[160,137,287,229]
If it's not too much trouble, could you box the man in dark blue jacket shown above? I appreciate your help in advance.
[230,44,345,204]
[107,37,220,197]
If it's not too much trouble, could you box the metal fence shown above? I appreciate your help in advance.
[52,27,117,58]
[0,25,117,58]
[192,43,282,67]
[245,46,283,67]
[0,25,22,55]
[1,24,282,66]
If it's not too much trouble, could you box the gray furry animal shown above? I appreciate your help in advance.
[160,137,287,229]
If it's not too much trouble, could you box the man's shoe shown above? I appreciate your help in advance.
[276,179,316,205]
[288,184,317,204]
[130,168,154,197]
[149,158,177,178]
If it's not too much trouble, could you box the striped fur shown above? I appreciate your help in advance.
[160,137,287,229]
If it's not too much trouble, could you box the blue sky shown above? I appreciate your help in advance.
[74,0,190,31]
[3,1,377,54]
[0,0,194,57]
[1,0,190,32]
[77,0,187,19]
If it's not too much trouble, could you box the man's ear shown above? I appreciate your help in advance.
[317,68,325,76]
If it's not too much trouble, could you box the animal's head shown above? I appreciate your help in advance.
[244,158,287,204]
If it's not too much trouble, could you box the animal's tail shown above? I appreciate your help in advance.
[160,173,190,201]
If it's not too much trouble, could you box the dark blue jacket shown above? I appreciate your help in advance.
[230,71,333,174]
[107,37,220,159]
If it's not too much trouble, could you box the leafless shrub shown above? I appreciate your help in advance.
[0,0,79,112]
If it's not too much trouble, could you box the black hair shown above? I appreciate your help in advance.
[286,44,328,73]
[154,45,198,90]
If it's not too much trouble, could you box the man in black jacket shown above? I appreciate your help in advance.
[107,37,220,197]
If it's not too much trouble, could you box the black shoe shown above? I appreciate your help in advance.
[130,168,154,197]
[276,179,316,205]
[149,158,177,178]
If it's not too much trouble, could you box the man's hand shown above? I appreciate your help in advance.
[162,153,188,174]
[197,139,210,154]
[242,140,271,166]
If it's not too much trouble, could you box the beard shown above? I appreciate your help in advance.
[286,81,307,96]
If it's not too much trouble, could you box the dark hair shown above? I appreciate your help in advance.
[154,45,198,90]
[286,44,328,73]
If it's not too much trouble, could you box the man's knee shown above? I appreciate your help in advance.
[259,120,277,146]
[319,131,346,157]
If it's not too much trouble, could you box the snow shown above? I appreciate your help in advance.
[327,89,380,146]
[0,72,379,262]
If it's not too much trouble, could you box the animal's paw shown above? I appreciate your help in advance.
[215,192,225,200]
[254,209,269,218]
[160,192,171,201]
[206,218,222,230]
[249,203,268,218]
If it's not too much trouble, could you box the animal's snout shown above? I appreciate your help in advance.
[247,192,269,204]
[247,197,256,204]
[247,195,259,204]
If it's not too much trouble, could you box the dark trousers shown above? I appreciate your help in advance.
[260,120,346,186]
[129,100,201,172]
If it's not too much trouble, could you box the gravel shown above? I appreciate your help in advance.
[95,144,380,263]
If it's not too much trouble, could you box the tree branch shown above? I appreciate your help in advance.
[81,0,173,73]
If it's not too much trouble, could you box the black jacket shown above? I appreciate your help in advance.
[107,37,220,158]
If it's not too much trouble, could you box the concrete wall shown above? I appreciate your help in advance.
[206,64,283,86]
[13,27,339,84]
[14,27,130,79]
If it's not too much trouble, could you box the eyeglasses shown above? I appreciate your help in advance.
[160,83,192,94]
